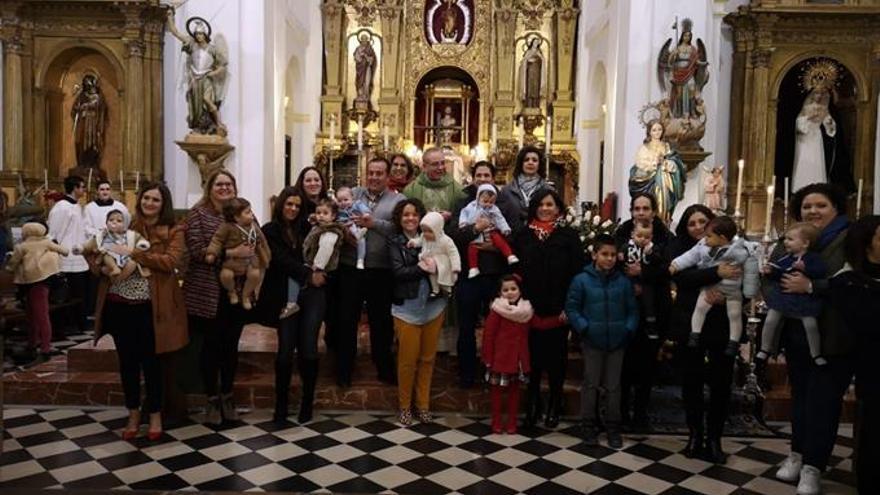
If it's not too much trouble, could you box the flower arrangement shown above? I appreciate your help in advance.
[563,204,619,256]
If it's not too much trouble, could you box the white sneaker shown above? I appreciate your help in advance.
[796,465,822,495]
[468,267,480,279]
[279,302,300,319]
[356,259,365,270]
[776,452,803,482]
[507,254,520,265]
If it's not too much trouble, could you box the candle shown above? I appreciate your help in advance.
[517,117,524,149]
[545,116,552,176]
[764,185,775,239]
[383,124,389,151]
[734,159,745,215]
[135,171,140,192]
[856,178,863,219]
[357,116,363,152]
[86,168,93,194]
[119,169,124,194]
[783,176,790,211]
[491,120,497,153]
[43,170,48,190]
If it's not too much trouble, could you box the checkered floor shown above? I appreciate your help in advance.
[1,408,856,494]
[2,329,94,374]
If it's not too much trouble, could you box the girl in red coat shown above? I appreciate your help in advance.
[483,274,563,433]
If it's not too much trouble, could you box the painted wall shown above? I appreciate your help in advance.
[163,0,322,222]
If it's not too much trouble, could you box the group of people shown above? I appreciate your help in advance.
[3,145,877,494]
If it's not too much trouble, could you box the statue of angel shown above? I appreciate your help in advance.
[166,9,228,136]
[657,19,709,120]
[71,74,107,169]
[702,164,725,212]
[519,36,546,109]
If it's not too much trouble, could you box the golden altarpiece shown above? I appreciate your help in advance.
[0,0,166,204]
[725,0,879,234]
[317,0,580,200]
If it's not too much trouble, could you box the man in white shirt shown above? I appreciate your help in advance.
[47,175,89,332]
[84,180,130,239]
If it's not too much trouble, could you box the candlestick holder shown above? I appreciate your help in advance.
[739,299,767,425]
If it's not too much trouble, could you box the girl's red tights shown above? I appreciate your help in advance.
[490,384,521,434]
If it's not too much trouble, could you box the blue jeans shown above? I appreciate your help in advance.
[287,278,301,305]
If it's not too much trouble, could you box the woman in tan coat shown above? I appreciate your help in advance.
[92,182,188,440]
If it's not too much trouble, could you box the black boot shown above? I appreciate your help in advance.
[298,358,319,424]
[683,427,704,458]
[703,437,727,464]
[524,387,543,428]
[544,394,560,429]
[273,362,292,423]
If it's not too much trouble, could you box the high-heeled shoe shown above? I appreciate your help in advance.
[122,427,139,440]
[147,428,163,441]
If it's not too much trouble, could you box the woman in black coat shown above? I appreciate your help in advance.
[512,188,585,428]
[829,215,880,494]
[666,204,743,464]
[257,186,328,424]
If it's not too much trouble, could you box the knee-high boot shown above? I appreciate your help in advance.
[274,361,293,423]
[298,358,319,424]
[524,376,542,428]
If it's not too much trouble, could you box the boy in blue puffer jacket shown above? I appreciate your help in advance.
[565,234,639,449]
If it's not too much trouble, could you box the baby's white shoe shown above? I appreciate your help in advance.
[356,259,365,270]
[468,267,480,279]
[507,255,520,265]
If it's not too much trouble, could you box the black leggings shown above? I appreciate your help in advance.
[527,326,568,407]
[277,287,326,366]
[105,301,161,413]
[192,295,247,397]
[681,344,734,439]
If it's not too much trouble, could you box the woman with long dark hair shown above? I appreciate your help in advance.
[512,188,584,428]
[830,215,880,493]
[666,204,741,463]
[256,186,328,423]
[93,182,188,440]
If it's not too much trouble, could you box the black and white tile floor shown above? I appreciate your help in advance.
[1,407,856,494]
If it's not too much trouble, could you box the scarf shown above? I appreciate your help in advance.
[816,215,849,251]
[528,218,558,241]
[388,175,410,193]
[516,174,542,207]
[491,297,534,323]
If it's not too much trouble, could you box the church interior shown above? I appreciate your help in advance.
[0,0,878,494]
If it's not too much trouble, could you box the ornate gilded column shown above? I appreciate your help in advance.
[321,1,346,140]
[2,35,24,172]
[144,15,165,180]
[124,39,145,176]
[553,5,579,146]
[493,5,517,134]
[378,3,403,144]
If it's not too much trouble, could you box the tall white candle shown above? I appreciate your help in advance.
[357,116,364,152]
[734,159,745,215]
[135,171,140,192]
[383,125,389,151]
[856,178,864,219]
[517,117,524,148]
[43,170,48,190]
[491,120,498,153]
[329,116,336,144]
[545,117,552,176]
[764,185,775,239]
[119,170,124,194]
[86,168,93,194]
[784,176,790,211]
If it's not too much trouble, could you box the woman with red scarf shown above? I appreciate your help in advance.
[512,188,585,428]
[388,153,415,193]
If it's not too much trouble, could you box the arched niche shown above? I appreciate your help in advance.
[773,56,858,194]
[414,66,480,150]
[40,45,124,181]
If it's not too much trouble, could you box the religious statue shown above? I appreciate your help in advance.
[437,106,457,144]
[702,165,726,212]
[519,36,546,109]
[441,0,459,42]
[629,120,688,222]
[71,74,107,169]
[791,59,854,193]
[166,10,228,136]
[353,33,376,104]
[657,19,709,120]
[425,0,473,46]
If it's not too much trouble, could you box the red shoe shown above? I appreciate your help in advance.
[506,423,518,435]
[122,427,139,441]
[147,429,163,441]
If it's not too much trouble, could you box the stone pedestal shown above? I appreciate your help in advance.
[174,134,235,186]
[679,149,712,174]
